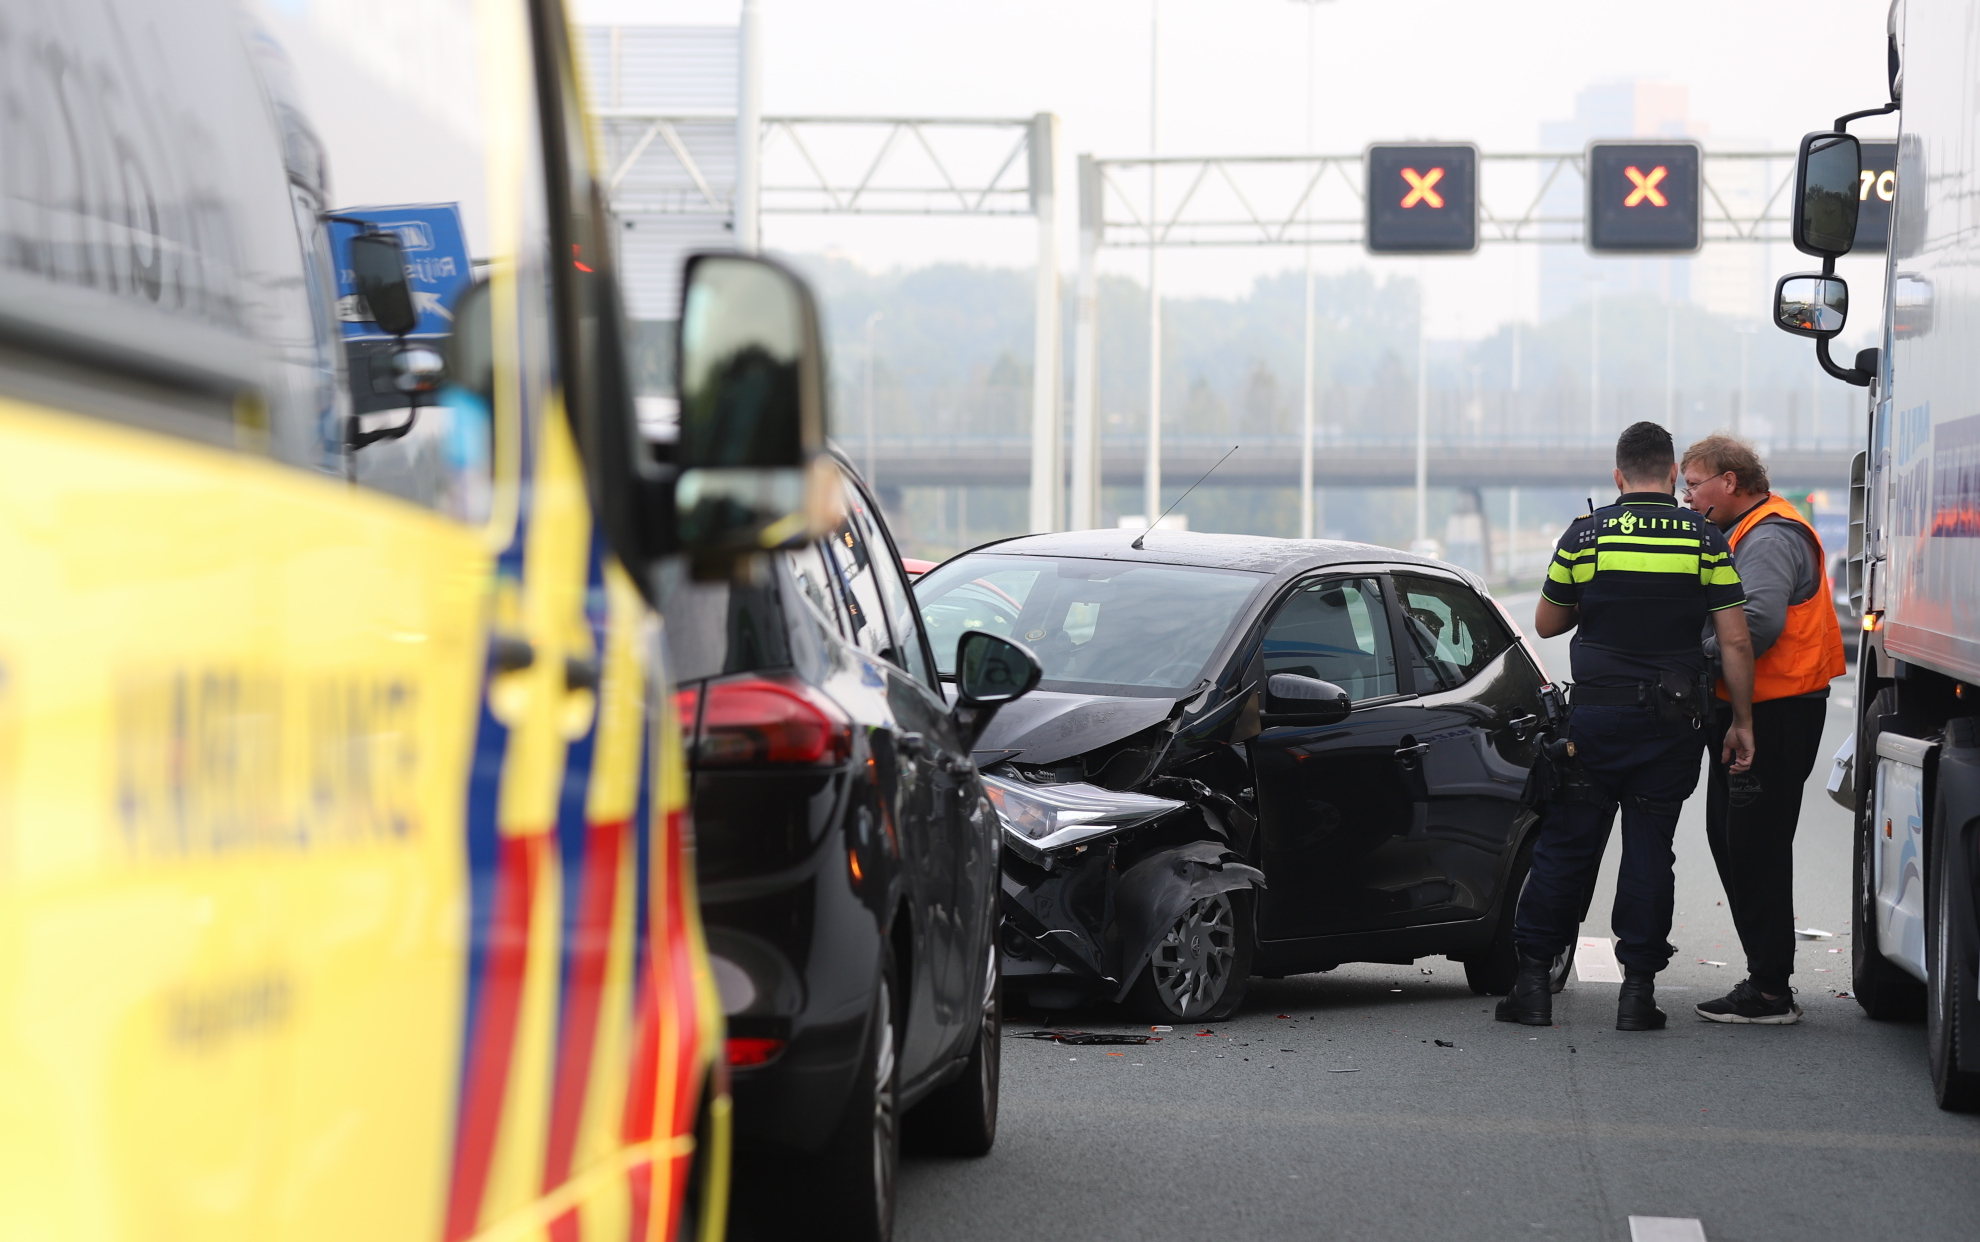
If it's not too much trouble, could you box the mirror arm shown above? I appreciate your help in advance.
[1834,102,1900,132]
[1817,335,1873,387]
[951,700,1002,749]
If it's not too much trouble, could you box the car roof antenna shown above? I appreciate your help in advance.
[1132,444,1239,550]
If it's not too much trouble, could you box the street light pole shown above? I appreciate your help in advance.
[1144,0,1163,528]
[736,0,762,252]
[1292,0,1334,539]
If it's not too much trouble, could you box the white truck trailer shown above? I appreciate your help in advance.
[1789,0,1980,1111]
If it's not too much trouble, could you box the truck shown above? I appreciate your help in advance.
[1784,0,1980,1111]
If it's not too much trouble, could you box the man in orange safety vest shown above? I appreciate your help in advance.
[1681,434,1848,1025]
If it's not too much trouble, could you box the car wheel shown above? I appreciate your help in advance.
[1926,814,1980,1110]
[1854,694,1926,1019]
[803,950,900,1242]
[1127,889,1255,1022]
[903,943,1000,1156]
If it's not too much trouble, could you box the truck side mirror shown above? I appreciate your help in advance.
[675,253,838,577]
[1774,274,1848,339]
[1793,132,1862,259]
[349,231,418,336]
[1261,673,1351,726]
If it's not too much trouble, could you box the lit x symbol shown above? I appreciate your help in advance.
[1399,167,1445,209]
[1624,165,1669,207]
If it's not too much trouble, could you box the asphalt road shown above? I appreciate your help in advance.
[896,590,1980,1242]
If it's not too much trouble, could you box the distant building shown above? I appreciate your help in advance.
[1537,80,1773,324]
[1538,81,1694,319]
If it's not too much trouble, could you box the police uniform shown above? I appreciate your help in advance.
[1512,491,1746,978]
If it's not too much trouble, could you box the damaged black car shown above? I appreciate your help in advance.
[914,530,1570,1022]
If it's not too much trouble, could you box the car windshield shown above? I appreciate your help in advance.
[915,554,1265,697]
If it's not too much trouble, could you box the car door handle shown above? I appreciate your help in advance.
[490,635,535,672]
[1395,739,1431,760]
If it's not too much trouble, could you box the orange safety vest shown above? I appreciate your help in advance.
[1714,493,1848,702]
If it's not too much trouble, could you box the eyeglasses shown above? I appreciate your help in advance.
[1681,474,1728,498]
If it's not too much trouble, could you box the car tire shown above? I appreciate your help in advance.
[1126,888,1255,1023]
[800,949,901,1242]
[1926,812,1980,1111]
[1854,693,1926,1019]
[903,943,1000,1157]
[1466,841,1576,996]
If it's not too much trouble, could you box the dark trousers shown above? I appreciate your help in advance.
[1514,704,1707,974]
[1705,695,1829,995]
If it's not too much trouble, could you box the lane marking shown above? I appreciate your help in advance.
[1629,1218,1707,1242]
[1577,935,1625,983]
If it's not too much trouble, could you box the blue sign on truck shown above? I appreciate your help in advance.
[329,202,471,339]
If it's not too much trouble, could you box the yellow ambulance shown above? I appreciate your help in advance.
[0,0,827,1237]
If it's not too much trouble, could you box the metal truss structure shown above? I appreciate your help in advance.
[1086,149,1798,249]
[595,110,1063,530]
[1065,147,1801,535]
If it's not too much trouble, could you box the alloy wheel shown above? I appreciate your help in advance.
[1149,893,1238,1018]
[870,977,898,1229]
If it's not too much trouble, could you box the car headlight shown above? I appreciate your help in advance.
[981,773,1184,854]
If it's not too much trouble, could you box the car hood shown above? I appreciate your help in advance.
[971,689,1176,766]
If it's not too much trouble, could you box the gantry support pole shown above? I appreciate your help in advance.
[1028,113,1063,533]
[1070,155,1103,530]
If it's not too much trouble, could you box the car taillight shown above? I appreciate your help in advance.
[726,1036,786,1067]
[693,677,852,766]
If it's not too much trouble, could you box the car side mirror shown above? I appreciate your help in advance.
[951,631,1042,747]
[1261,673,1351,726]
[1774,274,1848,339]
[675,253,839,579]
[1793,131,1862,259]
[349,231,418,336]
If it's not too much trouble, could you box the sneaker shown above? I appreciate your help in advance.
[1694,979,1802,1024]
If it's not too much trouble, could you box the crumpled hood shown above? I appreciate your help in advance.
[972,689,1176,766]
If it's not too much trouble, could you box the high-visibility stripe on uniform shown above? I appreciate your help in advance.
[1596,549,1700,574]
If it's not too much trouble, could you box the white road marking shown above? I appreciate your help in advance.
[1629,1216,1707,1242]
[1576,935,1624,983]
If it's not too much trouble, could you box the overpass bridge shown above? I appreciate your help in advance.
[844,436,1859,494]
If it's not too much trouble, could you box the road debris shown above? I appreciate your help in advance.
[1793,927,1836,939]
[1151,1025,1173,1031]
[1434,1039,1456,1048]
[1016,1029,1162,1045]
[1326,1068,1360,1073]
[1698,959,1727,967]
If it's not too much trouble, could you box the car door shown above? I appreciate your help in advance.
[1389,571,1541,921]
[1251,574,1434,941]
[823,470,962,1078]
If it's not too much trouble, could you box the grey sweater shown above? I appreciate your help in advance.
[1701,511,1826,695]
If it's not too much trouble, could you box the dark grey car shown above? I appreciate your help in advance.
[915,530,1569,1022]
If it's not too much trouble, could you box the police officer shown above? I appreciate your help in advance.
[1496,422,1757,1032]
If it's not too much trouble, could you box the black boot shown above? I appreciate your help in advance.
[1494,951,1553,1026]
[1616,968,1667,1031]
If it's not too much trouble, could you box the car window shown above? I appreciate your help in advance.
[824,502,899,665]
[843,476,935,686]
[787,540,846,637]
[1260,576,1399,702]
[917,555,1262,697]
[1393,573,1508,691]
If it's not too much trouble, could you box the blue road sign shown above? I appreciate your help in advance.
[329,203,471,340]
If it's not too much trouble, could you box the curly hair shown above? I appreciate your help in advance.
[1681,433,1770,495]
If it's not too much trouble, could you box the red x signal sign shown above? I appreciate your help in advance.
[1400,167,1445,209]
[1586,141,1700,253]
[1623,165,1668,208]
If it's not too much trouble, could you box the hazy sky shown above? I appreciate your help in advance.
[573,0,1899,335]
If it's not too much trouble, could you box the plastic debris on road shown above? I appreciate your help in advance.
[1698,959,1727,967]
[1151,1025,1173,1031]
[1434,1039,1456,1048]
[1015,1029,1161,1045]
[1325,1068,1360,1073]
[1793,927,1836,939]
